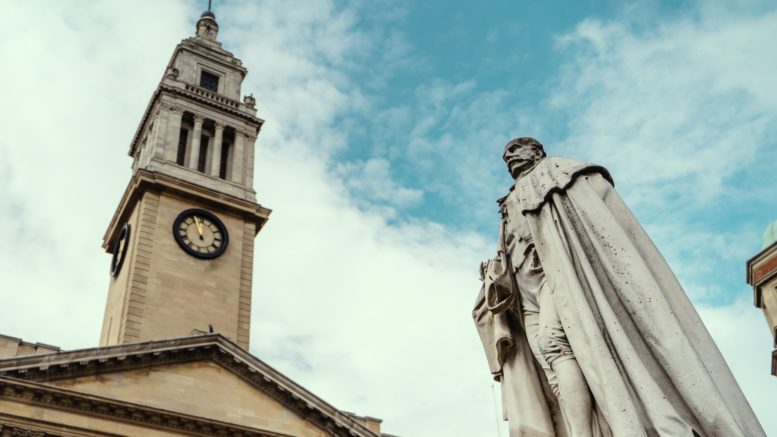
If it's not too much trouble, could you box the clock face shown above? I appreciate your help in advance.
[110,223,131,277]
[173,209,229,259]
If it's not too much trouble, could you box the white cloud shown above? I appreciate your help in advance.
[0,1,774,436]
[336,158,423,211]
[251,146,496,436]
[0,1,192,345]
[0,1,497,436]
[552,8,777,210]
[697,299,777,433]
[547,4,777,432]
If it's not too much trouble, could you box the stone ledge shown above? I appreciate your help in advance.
[746,240,777,308]
[102,169,271,251]
[0,377,292,437]
[129,84,263,158]
[0,334,379,437]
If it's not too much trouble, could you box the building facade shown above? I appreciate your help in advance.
[0,8,390,437]
[747,220,777,376]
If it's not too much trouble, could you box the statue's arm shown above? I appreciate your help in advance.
[485,218,517,313]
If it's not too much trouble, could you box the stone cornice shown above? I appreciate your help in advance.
[102,169,271,250]
[0,335,379,437]
[178,39,246,75]
[0,334,60,355]
[0,377,293,437]
[1,410,122,436]
[746,240,777,308]
[162,83,263,125]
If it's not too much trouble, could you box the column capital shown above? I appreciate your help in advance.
[214,122,226,131]
[159,102,182,113]
[236,129,257,142]
[192,114,204,124]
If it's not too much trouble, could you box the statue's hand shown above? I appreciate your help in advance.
[484,257,515,313]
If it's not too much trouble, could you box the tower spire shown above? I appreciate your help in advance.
[100,0,268,350]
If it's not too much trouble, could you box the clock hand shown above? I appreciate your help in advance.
[194,216,204,239]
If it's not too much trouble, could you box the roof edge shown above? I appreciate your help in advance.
[0,375,294,437]
[0,334,378,437]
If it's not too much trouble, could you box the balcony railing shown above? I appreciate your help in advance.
[185,84,240,109]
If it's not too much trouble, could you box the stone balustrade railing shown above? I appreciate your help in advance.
[185,84,240,109]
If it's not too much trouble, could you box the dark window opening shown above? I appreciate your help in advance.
[198,135,210,172]
[219,143,232,179]
[176,128,189,165]
[200,71,219,92]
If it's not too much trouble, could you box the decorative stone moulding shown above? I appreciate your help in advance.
[0,335,379,437]
[165,67,180,79]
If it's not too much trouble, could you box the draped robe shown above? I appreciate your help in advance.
[473,157,765,437]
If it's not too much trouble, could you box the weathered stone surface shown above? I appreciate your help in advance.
[476,137,765,436]
[0,335,59,359]
[0,335,383,437]
[100,0,271,352]
[0,5,390,437]
[51,361,329,435]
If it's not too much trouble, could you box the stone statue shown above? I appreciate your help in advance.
[473,138,765,437]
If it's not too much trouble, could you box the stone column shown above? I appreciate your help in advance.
[245,133,257,187]
[164,107,184,162]
[139,109,164,169]
[210,123,225,177]
[188,116,203,170]
[231,131,245,184]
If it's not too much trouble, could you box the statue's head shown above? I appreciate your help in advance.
[503,137,546,179]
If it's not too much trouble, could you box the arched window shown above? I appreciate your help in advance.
[219,128,235,179]
[177,112,195,166]
[176,128,188,165]
[197,135,210,172]
[197,119,215,173]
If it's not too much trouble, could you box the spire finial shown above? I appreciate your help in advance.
[196,0,218,40]
[200,0,215,19]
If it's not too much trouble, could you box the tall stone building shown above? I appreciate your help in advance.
[0,8,391,437]
[747,220,777,376]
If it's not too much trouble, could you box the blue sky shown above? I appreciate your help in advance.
[1,1,776,435]
[223,0,777,306]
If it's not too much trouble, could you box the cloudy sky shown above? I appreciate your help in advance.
[1,0,776,435]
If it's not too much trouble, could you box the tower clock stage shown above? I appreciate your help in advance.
[173,208,229,259]
[97,4,271,348]
[0,5,390,437]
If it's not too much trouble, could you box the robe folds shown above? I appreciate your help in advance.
[474,157,765,437]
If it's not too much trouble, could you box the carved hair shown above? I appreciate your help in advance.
[503,137,547,159]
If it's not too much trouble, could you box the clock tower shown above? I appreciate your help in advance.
[99,9,270,350]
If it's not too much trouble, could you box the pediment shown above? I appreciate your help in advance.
[0,334,377,437]
[50,360,329,436]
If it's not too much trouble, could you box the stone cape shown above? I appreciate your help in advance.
[474,157,765,437]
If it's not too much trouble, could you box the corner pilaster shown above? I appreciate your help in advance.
[120,191,160,343]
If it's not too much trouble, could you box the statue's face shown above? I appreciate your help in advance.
[503,142,541,178]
